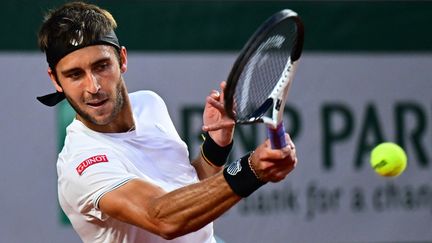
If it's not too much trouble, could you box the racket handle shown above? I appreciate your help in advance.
[267,122,286,149]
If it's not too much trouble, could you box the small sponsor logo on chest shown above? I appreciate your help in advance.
[76,155,109,175]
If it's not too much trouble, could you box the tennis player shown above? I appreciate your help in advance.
[37,2,297,243]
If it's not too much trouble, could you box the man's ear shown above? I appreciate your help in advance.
[120,46,128,73]
[48,68,63,92]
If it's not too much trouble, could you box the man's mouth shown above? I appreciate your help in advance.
[86,99,108,108]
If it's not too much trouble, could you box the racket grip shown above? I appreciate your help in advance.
[267,122,287,149]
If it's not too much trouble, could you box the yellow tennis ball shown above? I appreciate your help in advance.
[370,142,407,177]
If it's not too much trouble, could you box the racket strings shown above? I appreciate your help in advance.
[234,19,298,122]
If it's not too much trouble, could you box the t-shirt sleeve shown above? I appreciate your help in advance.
[58,149,138,221]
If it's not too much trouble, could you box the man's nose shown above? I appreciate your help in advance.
[85,73,101,94]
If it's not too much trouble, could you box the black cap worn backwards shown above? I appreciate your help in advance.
[37,30,120,107]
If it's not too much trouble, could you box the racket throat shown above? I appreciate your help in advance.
[244,98,273,123]
[261,98,283,128]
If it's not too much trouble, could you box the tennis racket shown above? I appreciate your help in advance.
[224,9,304,149]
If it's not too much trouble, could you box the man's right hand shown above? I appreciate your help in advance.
[249,133,298,183]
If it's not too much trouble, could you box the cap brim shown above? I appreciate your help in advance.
[36,92,66,107]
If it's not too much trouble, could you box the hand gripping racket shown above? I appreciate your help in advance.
[224,9,304,149]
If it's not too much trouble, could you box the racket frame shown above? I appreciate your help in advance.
[224,9,304,149]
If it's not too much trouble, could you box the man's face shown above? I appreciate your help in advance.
[53,45,126,126]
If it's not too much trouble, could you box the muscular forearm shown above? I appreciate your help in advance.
[147,173,240,239]
[99,172,240,240]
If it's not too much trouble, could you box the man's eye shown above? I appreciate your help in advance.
[97,63,109,71]
[68,72,82,79]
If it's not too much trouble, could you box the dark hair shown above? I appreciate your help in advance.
[38,1,117,53]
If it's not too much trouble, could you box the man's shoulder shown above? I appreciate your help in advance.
[129,90,167,113]
[57,127,122,177]
[129,90,163,104]
[59,121,115,161]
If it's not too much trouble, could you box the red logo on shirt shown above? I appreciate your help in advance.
[76,155,109,175]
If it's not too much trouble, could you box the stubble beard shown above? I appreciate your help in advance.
[66,79,125,126]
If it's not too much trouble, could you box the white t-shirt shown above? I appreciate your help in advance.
[57,91,215,243]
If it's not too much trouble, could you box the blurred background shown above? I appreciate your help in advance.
[1,1,431,242]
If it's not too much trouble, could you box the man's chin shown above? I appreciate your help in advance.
[88,115,114,126]
[76,109,113,126]
[83,104,116,124]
